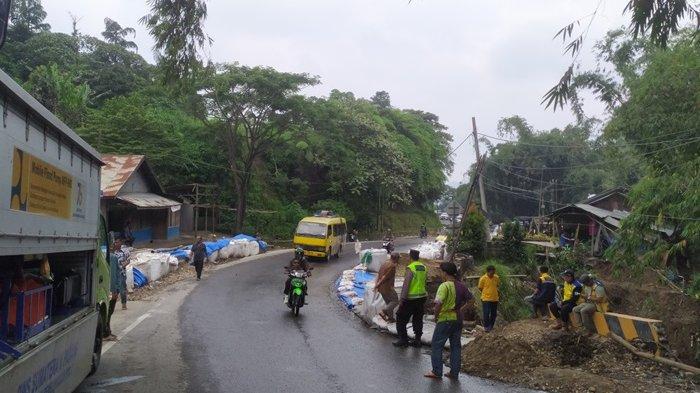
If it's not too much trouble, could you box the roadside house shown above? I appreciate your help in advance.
[100,155,181,244]
[549,187,629,255]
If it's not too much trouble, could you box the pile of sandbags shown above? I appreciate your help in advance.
[128,251,178,284]
[416,241,445,261]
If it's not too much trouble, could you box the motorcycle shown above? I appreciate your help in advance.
[419,228,428,238]
[286,267,312,316]
[382,237,395,254]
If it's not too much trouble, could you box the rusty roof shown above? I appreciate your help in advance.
[101,155,165,197]
[118,193,180,209]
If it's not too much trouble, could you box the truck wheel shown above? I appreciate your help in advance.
[90,320,103,375]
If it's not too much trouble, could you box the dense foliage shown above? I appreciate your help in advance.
[501,221,526,265]
[0,3,452,237]
[452,210,487,260]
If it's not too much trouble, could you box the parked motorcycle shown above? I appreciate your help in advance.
[285,268,312,316]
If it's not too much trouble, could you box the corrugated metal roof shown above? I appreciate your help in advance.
[117,193,180,209]
[100,155,145,197]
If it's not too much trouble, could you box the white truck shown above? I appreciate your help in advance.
[0,68,110,392]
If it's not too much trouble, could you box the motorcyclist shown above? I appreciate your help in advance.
[420,223,427,238]
[284,247,310,304]
[384,228,394,241]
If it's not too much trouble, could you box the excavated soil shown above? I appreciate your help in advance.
[461,319,698,393]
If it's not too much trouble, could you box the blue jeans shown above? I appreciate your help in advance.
[430,320,462,377]
[482,301,498,331]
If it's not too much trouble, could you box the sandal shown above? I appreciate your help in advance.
[424,371,442,379]
[104,334,118,341]
[444,373,459,380]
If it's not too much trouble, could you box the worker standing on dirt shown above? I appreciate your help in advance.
[478,265,500,332]
[573,273,608,335]
[528,266,556,318]
[394,249,427,348]
[376,252,400,322]
[549,269,582,331]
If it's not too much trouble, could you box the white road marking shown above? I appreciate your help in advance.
[102,313,151,354]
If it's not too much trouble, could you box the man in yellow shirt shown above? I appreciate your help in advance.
[478,265,500,332]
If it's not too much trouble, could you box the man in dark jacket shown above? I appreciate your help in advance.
[549,269,582,331]
[191,237,207,281]
[528,266,556,318]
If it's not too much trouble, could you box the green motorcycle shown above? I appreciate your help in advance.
[286,268,312,316]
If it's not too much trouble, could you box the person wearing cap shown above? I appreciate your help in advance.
[573,273,609,335]
[478,265,500,332]
[394,249,427,347]
[425,262,473,380]
[548,269,582,331]
[376,252,400,322]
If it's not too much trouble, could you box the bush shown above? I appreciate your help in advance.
[472,260,532,322]
[502,221,526,265]
[382,208,441,236]
[452,210,487,260]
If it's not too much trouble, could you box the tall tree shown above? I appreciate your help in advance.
[101,18,138,50]
[24,63,89,127]
[9,0,50,41]
[140,0,211,84]
[605,36,699,271]
[201,64,319,231]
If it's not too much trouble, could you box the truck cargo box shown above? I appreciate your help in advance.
[0,70,102,255]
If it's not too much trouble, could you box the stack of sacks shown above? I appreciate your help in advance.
[417,241,445,260]
[129,251,176,283]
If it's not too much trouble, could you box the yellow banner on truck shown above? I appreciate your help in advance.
[10,147,75,219]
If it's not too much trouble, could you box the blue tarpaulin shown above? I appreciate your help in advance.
[133,267,148,288]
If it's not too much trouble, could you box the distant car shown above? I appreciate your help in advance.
[456,214,463,222]
[439,212,449,220]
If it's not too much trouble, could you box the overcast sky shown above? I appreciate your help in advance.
[44,0,630,185]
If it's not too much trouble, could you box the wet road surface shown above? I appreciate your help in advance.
[179,239,534,393]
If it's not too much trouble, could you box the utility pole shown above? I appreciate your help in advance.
[471,117,487,212]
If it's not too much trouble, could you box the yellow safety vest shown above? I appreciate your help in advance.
[407,261,427,299]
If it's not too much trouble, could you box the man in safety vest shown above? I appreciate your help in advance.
[548,269,582,331]
[393,249,428,347]
[573,273,608,335]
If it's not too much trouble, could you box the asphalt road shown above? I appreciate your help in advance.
[78,239,534,393]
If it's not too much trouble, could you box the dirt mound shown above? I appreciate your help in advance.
[461,319,697,392]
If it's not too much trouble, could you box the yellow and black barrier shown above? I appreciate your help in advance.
[577,312,662,355]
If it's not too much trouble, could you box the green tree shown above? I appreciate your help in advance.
[201,64,319,231]
[24,63,89,127]
[501,221,526,265]
[9,0,50,41]
[453,210,487,260]
[140,0,211,84]
[101,18,137,51]
[605,36,699,271]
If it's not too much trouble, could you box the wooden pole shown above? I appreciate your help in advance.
[194,184,199,237]
[609,333,700,374]
[449,154,487,264]
[472,117,487,213]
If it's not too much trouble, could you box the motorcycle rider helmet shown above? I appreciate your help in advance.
[295,246,305,259]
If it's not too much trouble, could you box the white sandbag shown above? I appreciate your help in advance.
[207,250,219,263]
[125,266,134,293]
[359,248,388,273]
[247,241,259,256]
[359,287,386,322]
[228,241,244,258]
[219,244,233,259]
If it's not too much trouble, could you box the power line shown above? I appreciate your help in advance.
[478,130,697,148]
[488,138,700,171]
[448,134,472,156]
